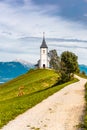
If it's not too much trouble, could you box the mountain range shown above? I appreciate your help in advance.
[0,61,34,84]
[0,61,87,84]
[79,65,87,74]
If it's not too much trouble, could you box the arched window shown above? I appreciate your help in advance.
[43,50,45,54]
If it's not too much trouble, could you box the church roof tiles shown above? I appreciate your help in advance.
[40,32,48,48]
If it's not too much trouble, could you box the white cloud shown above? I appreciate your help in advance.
[0,0,87,65]
[84,14,87,17]
[84,0,87,2]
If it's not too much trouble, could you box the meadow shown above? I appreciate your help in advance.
[0,69,78,128]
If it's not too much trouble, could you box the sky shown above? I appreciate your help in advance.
[0,0,87,65]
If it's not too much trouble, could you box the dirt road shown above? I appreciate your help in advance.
[2,75,87,130]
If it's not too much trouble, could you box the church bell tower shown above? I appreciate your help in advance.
[40,33,49,68]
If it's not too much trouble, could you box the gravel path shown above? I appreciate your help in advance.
[1,75,87,130]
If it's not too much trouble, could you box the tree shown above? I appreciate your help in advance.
[60,51,79,81]
[81,71,86,75]
[49,49,61,71]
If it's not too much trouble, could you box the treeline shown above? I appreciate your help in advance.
[49,49,79,83]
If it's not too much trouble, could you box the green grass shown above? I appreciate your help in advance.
[81,83,87,129]
[76,73,87,79]
[74,73,87,129]
[0,69,78,128]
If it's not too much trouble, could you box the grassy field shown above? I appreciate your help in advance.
[0,69,78,128]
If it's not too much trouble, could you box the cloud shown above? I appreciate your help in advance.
[84,14,87,17]
[0,0,87,65]
[0,0,86,39]
[84,0,87,2]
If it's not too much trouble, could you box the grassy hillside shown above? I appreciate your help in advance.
[0,69,77,128]
[84,74,87,130]
[81,82,87,129]
[0,69,58,101]
[76,73,87,79]
[76,74,87,129]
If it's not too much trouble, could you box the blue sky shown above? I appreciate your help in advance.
[0,0,87,65]
[33,0,87,23]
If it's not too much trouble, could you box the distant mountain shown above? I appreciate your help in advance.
[79,64,87,74]
[0,61,34,83]
[0,61,87,84]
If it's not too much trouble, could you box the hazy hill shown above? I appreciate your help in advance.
[79,64,87,74]
[0,61,34,83]
[0,61,87,84]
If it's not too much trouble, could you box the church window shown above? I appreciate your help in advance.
[43,50,45,54]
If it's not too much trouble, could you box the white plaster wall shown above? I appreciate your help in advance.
[40,48,48,68]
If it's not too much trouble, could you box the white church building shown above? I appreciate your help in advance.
[38,33,50,68]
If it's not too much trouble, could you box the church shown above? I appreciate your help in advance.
[37,33,50,68]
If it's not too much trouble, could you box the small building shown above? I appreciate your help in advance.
[38,33,50,68]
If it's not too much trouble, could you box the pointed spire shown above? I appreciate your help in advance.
[40,32,48,48]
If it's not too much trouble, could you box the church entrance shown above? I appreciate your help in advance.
[43,64,45,69]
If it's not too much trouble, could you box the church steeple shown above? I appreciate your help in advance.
[40,32,48,48]
[39,32,49,68]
